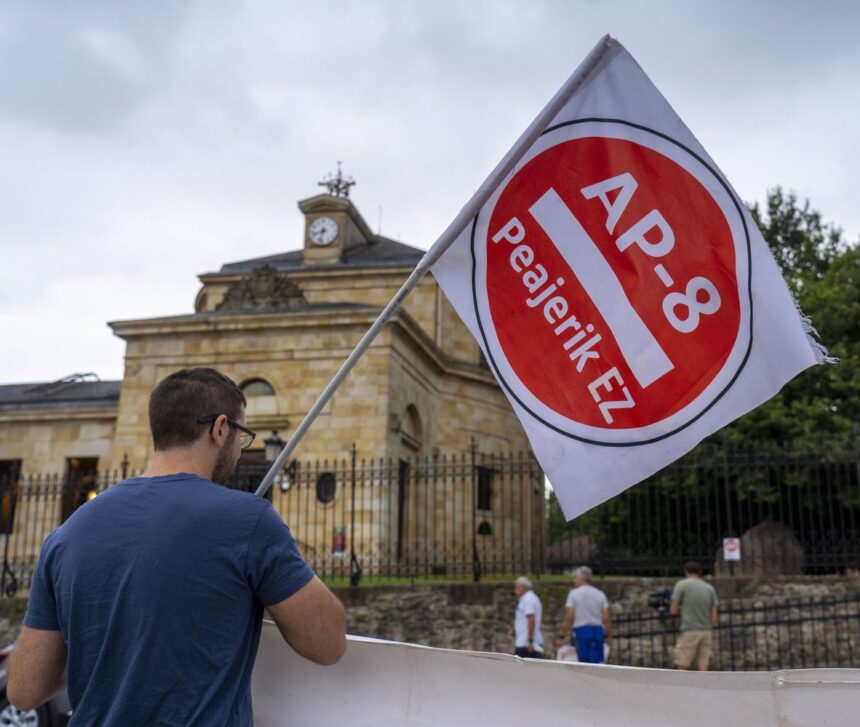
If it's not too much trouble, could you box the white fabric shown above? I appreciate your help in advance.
[565,584,608,628]
[430,37,824,520]
[252,624,860,726]
[514,590,543,648]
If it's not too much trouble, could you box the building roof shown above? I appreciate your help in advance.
[0,378,121,411]
[215,235,425,275]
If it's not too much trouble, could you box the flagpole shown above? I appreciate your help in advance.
[255,35,616,498]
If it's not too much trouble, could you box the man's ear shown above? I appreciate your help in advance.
[210,414,230,447]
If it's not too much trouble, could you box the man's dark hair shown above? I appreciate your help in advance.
[684,561,703,576]
[149,368,246,451]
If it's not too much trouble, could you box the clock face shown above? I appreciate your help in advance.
[309,216,339,246]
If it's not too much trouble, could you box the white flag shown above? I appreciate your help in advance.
[431,37,829,520]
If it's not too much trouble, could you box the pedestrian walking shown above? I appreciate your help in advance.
[555,566,612,663]
[670,561,719,671]
[513,576,544,658]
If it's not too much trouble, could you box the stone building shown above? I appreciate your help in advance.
[0,180,541,578]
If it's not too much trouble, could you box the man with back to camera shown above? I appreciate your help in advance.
[670,560,719,671]
[8,367,347,724]
[555,565,612,663]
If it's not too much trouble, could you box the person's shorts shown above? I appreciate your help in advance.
[572,625,606,664]
[674,630,712,670]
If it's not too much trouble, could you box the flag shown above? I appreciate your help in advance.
[431,37,831,520]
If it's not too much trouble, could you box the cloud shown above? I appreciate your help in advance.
[1,0,858,382]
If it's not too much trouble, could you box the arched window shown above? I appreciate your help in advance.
[400,404,423,453]
[240,378,277,418]
[241,378,275,397]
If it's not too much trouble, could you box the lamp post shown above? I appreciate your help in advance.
[264,432,293,494]
[264,431,285,464]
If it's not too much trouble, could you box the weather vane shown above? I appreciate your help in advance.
[318,162,356,199]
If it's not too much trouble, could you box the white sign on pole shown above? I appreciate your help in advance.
[723,537,742,562]
[431,37,831,520]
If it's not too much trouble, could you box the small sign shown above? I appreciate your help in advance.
[332,526,346,556]
[723,537,741,561]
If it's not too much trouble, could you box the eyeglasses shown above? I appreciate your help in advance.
[197,415,256,450]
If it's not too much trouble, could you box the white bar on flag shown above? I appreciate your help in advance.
[431,36,831,520]
[529,187,675,389]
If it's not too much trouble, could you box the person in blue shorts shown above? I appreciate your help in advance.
[8,367,347,725]
[556,566,612,663]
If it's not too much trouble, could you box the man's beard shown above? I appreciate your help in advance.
[211,435,238,485]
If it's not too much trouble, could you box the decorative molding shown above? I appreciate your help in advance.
[216,265,308,312]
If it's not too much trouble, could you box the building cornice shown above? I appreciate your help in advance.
[108,306,496,386]
[0,406,118,424]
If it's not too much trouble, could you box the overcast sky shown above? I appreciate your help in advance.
[1,0,858,384]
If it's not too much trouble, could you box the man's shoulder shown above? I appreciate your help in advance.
[684,578,715,595]
[98,474,270,524]
[575,584,605,598]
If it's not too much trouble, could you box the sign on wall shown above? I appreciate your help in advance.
[723,537,742,562]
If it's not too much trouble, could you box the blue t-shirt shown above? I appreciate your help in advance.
[24,473,314,726]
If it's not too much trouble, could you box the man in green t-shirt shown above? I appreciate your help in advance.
[670,561,719,671]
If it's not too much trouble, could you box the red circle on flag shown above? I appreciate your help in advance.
[478,123,749,440]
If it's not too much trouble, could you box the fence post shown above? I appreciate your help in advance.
[349,443,362,586]
[121,453,129,480]
[471,439,481,583]
[722,446,735,576]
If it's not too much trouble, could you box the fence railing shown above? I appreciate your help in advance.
[0,446,545,595]
[612,592,860,670]
[4,441,860,595]
[548,442,860,577]
[231,447,545,583]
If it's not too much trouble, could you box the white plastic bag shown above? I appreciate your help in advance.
[556,645,579,662]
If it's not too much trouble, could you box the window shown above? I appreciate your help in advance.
[316,472,336,504]
[477,521,493,536]
[62,457,99,523]
[241,379,275,397]
[0,460,21,535]
[477,466,494,511]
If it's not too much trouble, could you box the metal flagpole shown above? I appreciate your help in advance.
[255,34,616,498]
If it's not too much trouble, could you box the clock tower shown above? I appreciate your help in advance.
[300,165,375,265]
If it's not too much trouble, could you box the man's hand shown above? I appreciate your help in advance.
[267,576,347,666]
[7,627,67,711]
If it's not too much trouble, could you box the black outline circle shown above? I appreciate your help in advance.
[471,117,754,447]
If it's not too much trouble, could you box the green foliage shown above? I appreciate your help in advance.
[748,187,844,295]
[719,187,857,443]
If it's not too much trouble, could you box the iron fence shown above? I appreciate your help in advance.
[548,442,860,576]
[0,446,545,594]
[612,592,860,670]
[3,441,860,595]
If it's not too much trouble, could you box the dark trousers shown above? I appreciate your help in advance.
[514,646,544,659]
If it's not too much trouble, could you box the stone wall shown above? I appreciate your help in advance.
[4,576,856,670]
[335,575,860,665]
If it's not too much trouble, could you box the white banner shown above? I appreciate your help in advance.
[431,37,827,519]
[251,625,860,726]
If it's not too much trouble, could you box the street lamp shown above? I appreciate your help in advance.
[264,431,285,463]
[264,432,294,493]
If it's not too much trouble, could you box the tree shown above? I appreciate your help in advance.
[748,187,844,295]
[717,188,855,443]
